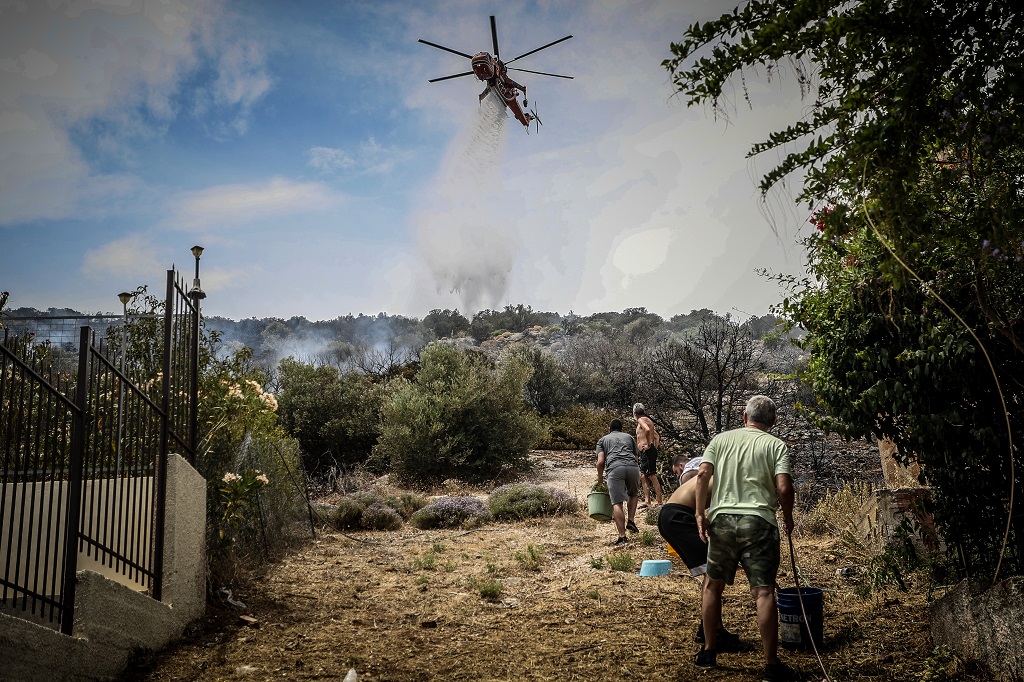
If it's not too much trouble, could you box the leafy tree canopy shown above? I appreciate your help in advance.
[665,0,1024,579]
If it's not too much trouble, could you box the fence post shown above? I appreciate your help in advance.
[151,271,175,602]
[58,326,90,635]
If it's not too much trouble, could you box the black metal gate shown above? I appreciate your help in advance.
[0,268,199,635]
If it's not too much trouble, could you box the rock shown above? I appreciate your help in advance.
[931,577,1024,681]
[343,669,359,682]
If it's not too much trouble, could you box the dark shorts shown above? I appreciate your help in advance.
[639,445,658,476]
[707,514,781,588]
[607,466,641,505]
[657,503,708,576]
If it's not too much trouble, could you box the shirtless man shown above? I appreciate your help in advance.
[658,469,739,646]
[633,403,664,507]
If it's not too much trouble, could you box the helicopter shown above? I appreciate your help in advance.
[419,16,573,132]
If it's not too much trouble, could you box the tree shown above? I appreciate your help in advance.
[505,343,574,416]
[372,343,543,485]
[665,0,1024,578]
[645,314,767,446]
[423,308,470,339]
[275,359,385,474]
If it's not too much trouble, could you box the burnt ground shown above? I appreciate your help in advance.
[121,443,988,682]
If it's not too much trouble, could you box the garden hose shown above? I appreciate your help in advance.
[786,528,833,682]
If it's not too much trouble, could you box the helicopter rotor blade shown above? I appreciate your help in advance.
[428,71,474,83]
[505,35,573,65]
[418,39,474,60]
[490,16,499,59]
[508,67,574,79]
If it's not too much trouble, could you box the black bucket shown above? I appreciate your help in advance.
[777,586,823,651]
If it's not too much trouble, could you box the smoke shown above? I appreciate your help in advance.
[416,90,515,313]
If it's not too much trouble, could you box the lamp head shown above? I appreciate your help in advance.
[118,291,132,306]
[190,245,204,259]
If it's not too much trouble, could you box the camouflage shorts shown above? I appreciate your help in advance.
[706,514,780,588]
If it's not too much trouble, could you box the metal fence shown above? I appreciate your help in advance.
[0,268,198,635]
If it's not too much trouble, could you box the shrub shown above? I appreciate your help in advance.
[361,502,403,531]
[514,544,543,571]
[537,406,617,450]
[409,496,491,529]
[607,552,636,572]
[333,496,368,530]
[383,491,429,519]
[640,530,656,546]
[373,343,544,484]
[411,552,438,571]
[488,483,579,520]
[276,359,386,475]
[471,577,504,601]
[797,481,873,536]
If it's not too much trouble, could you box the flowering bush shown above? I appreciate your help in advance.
[410,496,490,529]
[214,469,270,554]
[488,483,579,521]
[360,502,403,531]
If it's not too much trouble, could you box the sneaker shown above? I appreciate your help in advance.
[763,661,801,682]
[693,648,717,669]
[614,536,629,546]
[625,520,640,533]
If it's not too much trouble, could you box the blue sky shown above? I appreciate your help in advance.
[1,0,812,321]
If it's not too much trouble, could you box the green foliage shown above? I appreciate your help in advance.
[409,496,491,529]
[360,502,403,531]
[639,530,656,546]
[589,556,605,569]
[468,304,555,343]
[918,646,963,682]
[665,0,1024,579]
[382,491,429,519]
[410,552,437,571]
[487,483,579,520]
[332,495,366,530]
[537,406,618,450]
[514,544,543,571]
[607,552,636,572]
[422,308,470,339]
[211,468,269,560]
[504,343,573,416]
[373,342,544,485]
[470,576,504,601]
[276,358,385,474]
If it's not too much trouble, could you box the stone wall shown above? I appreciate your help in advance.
[931,577,1024,681]
[0,454,206,681]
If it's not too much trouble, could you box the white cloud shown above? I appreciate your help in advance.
[0,0,274,226]
[168,177,346,232]
[308,146,356,172]
[307,137,410,177]
[82,233,164,281]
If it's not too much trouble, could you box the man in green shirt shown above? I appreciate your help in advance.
[692,395,799,682]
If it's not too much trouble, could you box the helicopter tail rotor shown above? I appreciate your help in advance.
[529,101,543,134]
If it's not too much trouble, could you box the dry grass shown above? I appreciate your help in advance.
[124,454,990,682]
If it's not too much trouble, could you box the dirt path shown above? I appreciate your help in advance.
[123,453,983,682]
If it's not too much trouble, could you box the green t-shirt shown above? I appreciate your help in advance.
[702,426,791,527]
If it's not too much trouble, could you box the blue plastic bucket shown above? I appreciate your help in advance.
[777,586,823,651]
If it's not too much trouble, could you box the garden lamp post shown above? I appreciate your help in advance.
[187,246,205,459]
[115,291,132,478]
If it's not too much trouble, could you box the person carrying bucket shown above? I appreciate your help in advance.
[595,419,642,545]
[692,395,801,682]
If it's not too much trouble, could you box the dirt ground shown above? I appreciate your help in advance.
[123,449,989,682]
